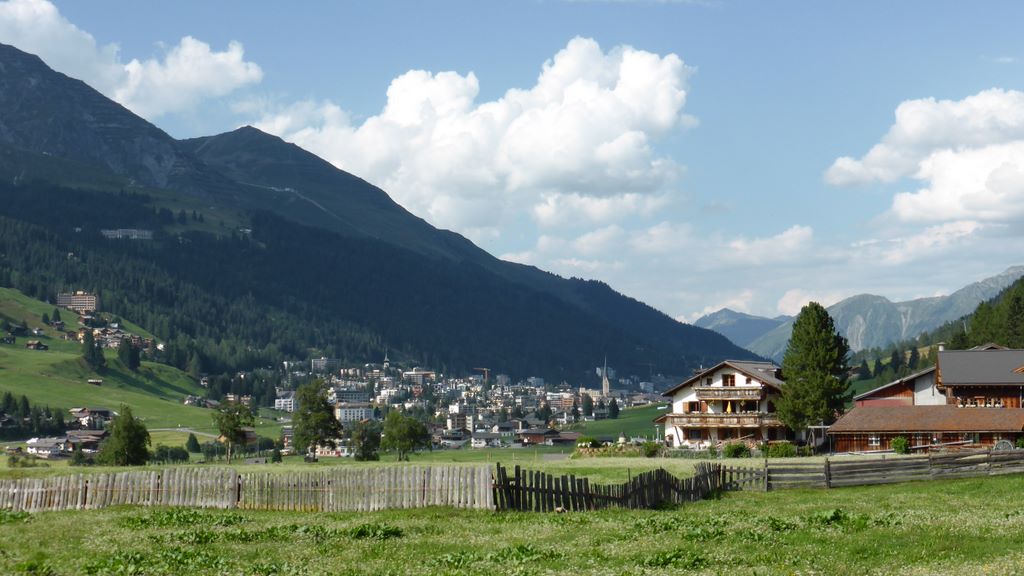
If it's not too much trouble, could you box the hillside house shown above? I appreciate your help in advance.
[829,346,1024,452]
[24,340,48,350]
[655,360,788,449]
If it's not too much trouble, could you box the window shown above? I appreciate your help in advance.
[745,376,753,385]
[868,435,880,448]
[704,377,712,386]
[686,401,701,413]
[722,374,735,387]
[687,429,703,440]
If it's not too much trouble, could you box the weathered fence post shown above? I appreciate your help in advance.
[824,458,831,489]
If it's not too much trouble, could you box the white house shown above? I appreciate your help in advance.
[655,360,788,449]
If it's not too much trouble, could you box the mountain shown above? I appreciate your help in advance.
[747,266,1024,361]
[0,42,754,381]
[693,308,789,348]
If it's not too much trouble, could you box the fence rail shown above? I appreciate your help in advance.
[4,449,1024,514]
[0,465,493,513]
[492,462,724,511]
[723,448,1024,491]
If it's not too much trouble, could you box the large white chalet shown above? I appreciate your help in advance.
[656,360,788,448]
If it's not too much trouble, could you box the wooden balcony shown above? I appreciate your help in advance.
[667,413,782,428]
[693,386,763,401]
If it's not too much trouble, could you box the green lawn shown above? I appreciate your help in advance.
[2,472,1023,575]
[564,403,666,440]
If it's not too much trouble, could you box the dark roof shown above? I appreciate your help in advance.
[853,366,936,401]
[828,405,1024,434]
[938,349,1024,386]
[663,360,783,397]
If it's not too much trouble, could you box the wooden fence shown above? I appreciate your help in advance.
[723,449,1024,491]
[492,462,724,511]
[0,465,493,513]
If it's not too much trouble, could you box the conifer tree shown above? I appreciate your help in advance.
[292,380,343,457]
[777,302,849,445]
[96,406,150,466]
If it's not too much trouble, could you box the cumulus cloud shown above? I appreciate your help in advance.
[880,221,984,265]
[825,89,1024,186]
[253,37,692,235]
[725,225,814,263]
[0,0,261,118]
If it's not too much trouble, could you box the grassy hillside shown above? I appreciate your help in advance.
[565,403,667,440]
[0,287,277,436]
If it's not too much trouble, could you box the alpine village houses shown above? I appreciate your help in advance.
[828,345,1024,452]
[657,345,1024,454]
[656,360,788,449]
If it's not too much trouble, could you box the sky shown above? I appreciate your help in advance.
[3,0,1024,322]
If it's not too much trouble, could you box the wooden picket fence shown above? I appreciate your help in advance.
[0,465,493,513]
[492,461,724,511]
[724,448,1024,491]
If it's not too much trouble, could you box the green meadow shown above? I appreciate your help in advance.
[1,471,1022,575]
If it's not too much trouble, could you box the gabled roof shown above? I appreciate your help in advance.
[828,405,1024,434]
[662,360,783,397]
[938,349,1024,386]
[853,366,936,401]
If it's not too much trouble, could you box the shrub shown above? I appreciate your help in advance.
[642,441,661,458]
[765,441,797,458]
[723,442,751,458]
[576,436,601,449]
[1016,437,1024,449]
[891,436,909,454]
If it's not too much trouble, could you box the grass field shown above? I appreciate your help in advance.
[1,471,1022,575]
[0,287,282,438]
[564,403,666,440]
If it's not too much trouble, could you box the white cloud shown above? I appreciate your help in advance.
[629,221,692,254]
[825,88,1024,186]
[776,289,846,317]
[725,225,814,263]
[573,225,625,256]
[0,0,261,118]
[253,36,692,234]
[880,220,984,265]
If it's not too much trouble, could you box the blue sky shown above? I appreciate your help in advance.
[4,0,1024,321]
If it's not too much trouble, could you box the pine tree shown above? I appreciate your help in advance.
[81,331,105,368]
[608,398,620,419]
[96,406,150,466]
[857,360,871,380]
[185,433,201,453]
[581,393,594,417]
[1006,293,1024,349]
[776,302,850,443]
[908,347,921,371]
[51,308,61,323]
[41,312,49,326]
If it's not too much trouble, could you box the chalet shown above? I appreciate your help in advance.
[829,346,1024,452]
[471,431,504,448]
[517,427,560,445]
[68,407,116,428]
[24,340,48,350]
[655,360,787,448]
[25,437,66,458]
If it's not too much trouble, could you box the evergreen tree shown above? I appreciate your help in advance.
[908,347,921,371]
[292,380,343,457]
[41,312,49,325]
[889,349,903,374]
[608,398,620,419]
[776,302,850,444]
[581,393,594,417]
[51,308,61,323]
[857,360,872,380]
[571,400,580,423]
[96,406,150,466]
[185,432,201,453]
[1006,293,1024,349]
[81,331,105,368]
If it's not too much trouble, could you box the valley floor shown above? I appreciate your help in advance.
[2,471,1023,575]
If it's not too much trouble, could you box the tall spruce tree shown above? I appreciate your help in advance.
[777,302,850,444]
[96,406,150,466]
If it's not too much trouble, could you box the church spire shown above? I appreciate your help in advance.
[601,356,610,397]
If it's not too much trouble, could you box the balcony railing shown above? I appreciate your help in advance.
[667,413,782,428]
[693,386,763,401]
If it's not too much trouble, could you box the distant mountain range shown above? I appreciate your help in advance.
[692,309,791,349]
[0,42,754,381]
[695,266,1024,361]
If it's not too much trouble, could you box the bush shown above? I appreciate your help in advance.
[765,441,797,458]
[576,436,601,449]
[723,442,751,458]
[642,441,661,458]
[1016,437,1024,449]
[891,436,909,454]
[706,443,718,458]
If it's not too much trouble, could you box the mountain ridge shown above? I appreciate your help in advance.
[0,41,754,381]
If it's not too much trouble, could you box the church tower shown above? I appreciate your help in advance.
[601,356,610,397]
